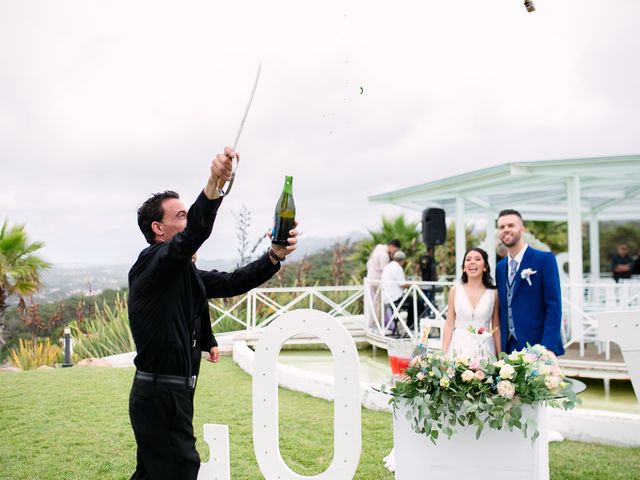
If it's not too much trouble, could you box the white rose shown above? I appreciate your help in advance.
[416,372,426,381]
[538,364,551,376]
[499,364,515,380]
[497,380,516,399]
[455,355,470,366]
[461,370,475,382]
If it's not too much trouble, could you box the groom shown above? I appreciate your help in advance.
[496,209,564,356]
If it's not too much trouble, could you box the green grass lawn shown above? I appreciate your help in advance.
[1,359,639,479]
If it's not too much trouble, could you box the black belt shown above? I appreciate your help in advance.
[135,370,197,389]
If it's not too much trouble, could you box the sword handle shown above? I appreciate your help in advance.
[216,156,238,197]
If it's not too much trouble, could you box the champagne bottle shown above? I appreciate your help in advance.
[271,175,295,245]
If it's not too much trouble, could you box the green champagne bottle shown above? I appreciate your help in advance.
[271,175,295,245]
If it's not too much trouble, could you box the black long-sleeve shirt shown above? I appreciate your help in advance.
[128,191,279,376]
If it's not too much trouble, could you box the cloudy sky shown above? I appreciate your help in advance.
[2,0,639,265]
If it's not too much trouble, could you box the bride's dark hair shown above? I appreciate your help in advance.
[460,247,496,288]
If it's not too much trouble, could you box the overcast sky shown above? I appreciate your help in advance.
[2,0,639,265]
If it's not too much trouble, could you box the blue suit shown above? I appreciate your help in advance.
[496,247,564,356]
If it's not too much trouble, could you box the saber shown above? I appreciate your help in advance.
[217,62,262,196]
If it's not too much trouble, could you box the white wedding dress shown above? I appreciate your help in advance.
[447,284,496,358]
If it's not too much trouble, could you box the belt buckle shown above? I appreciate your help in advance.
[192,339,196,348]
[190,375,197,389]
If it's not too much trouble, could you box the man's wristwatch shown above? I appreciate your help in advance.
[268,248,287,263]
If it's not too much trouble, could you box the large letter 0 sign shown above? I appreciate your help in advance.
[253,309,362,479]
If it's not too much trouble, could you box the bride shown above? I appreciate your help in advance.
[442,247,501,358]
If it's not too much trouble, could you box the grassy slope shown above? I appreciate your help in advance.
[1,360,639,480]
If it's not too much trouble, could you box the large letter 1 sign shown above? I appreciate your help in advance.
[252,309,362,479]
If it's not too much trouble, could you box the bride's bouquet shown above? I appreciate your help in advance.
[382,344,580,444]
[466,325,494,356]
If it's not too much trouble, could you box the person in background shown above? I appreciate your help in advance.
[365,239,401,328]
[381,250,415,333]
[417,246,437,318]
[611,243,633,283]
[496,244,509,263]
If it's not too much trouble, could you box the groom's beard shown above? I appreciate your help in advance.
[500,232,521,248]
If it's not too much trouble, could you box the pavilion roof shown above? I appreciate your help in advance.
[369,154,640,221]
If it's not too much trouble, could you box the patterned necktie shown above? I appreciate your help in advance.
[508,258,518,284]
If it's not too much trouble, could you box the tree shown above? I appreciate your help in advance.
[233,205,267,268]
[0,220,50,359]
[354,214,424,278]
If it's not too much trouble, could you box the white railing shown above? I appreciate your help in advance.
[561,279,640,359]
[209,285,364,331]
[363,278,451,341]
[209,279,639,358]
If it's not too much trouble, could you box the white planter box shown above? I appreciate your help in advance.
[393,402,549,480]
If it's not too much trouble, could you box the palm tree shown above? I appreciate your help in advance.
[0,220,50,359]
[354,214,425,278]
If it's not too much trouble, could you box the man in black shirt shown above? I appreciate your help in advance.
[128,147,298,480]
[611,244,633,283]
[417,246,437,318]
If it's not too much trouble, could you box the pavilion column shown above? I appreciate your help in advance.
[589,214,600,282]
[455,196,466,279]
[567,176,584,345]
[486,209,496,280]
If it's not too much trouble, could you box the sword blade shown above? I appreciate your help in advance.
[218,62,262,197]
[232,62,262,150]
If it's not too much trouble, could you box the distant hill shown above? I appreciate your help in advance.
[35,231,368,303]
[36,264,130,303]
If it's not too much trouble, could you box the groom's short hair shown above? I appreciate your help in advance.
[498,209,523,221]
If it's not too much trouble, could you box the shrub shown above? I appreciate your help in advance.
[70,294,135,359]
[9,337,62,370]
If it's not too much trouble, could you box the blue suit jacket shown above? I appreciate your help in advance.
[496,247,564,356]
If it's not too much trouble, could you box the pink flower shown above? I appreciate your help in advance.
[474,370,485,381]
[469,358,481,370]
[497,380,515,399]
[545,375,561,390]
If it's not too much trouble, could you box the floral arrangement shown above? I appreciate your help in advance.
[382,344,580,444]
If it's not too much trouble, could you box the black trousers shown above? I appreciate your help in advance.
[394,298,415,330]
[129,379,199,480]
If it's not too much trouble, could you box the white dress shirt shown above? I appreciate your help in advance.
[381,261,406,303]
[508,244,529,279]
